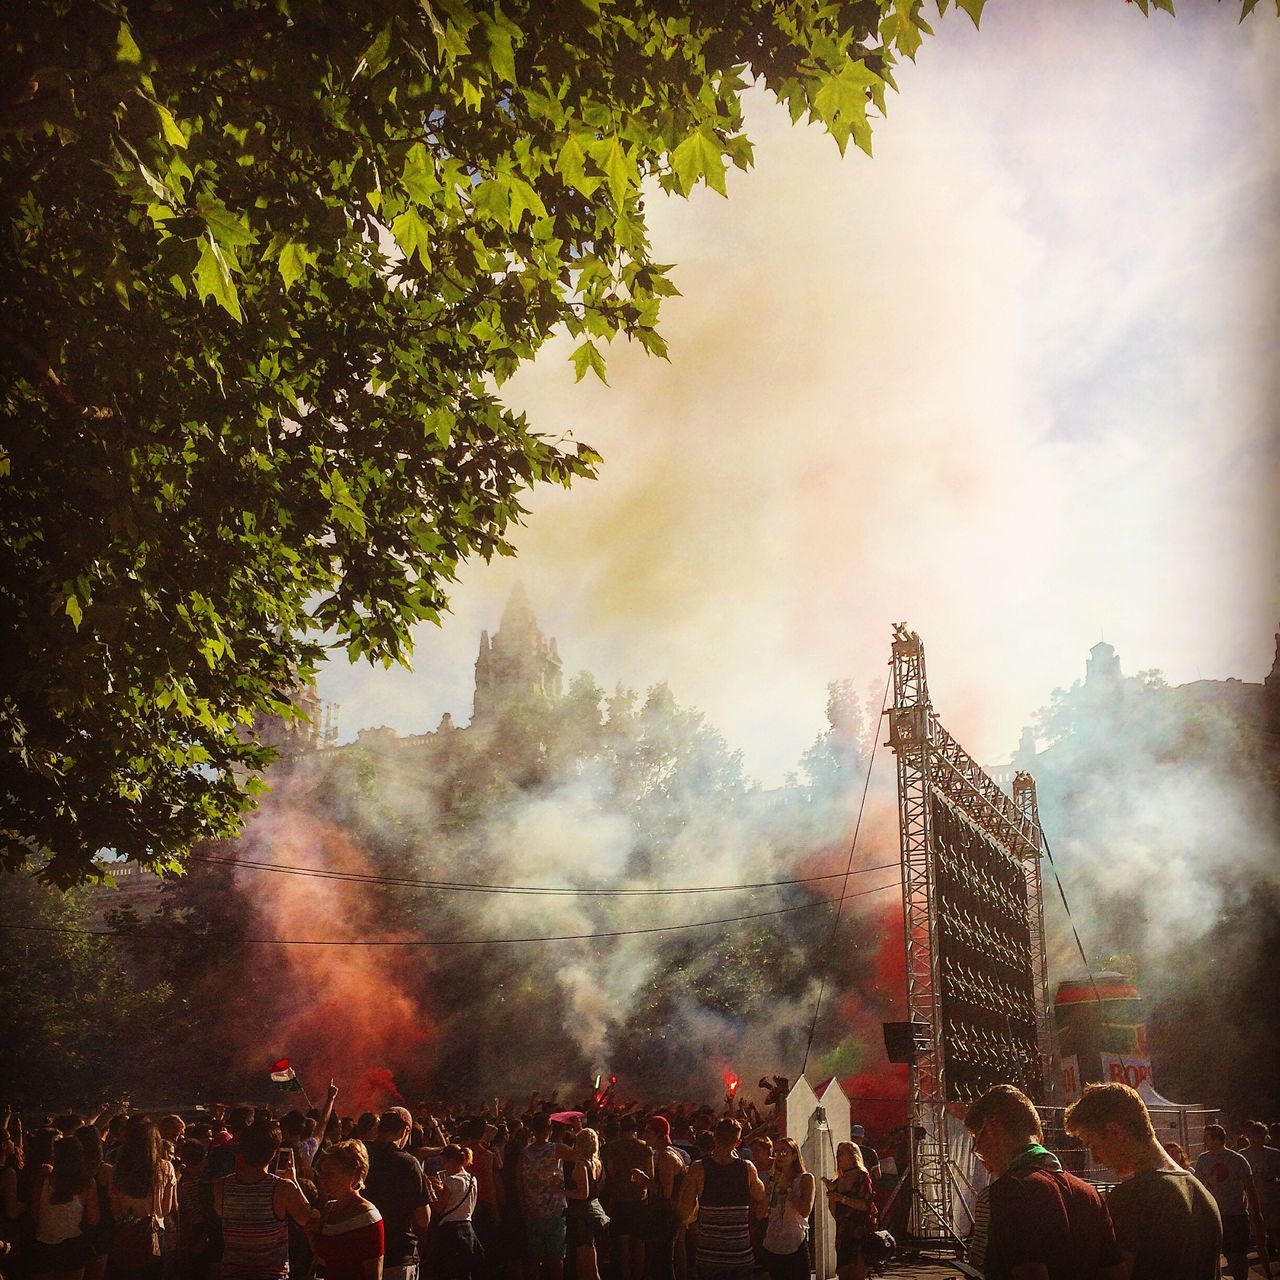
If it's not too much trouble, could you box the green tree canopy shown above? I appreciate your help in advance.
[1,0,1267,885]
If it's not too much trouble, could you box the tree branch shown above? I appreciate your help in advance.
[0,318,114,421]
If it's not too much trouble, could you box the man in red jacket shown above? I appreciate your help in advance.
[963,1085,1124,1280]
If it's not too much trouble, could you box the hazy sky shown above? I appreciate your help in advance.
[318,0,1280,784]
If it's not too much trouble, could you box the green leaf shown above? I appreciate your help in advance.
[481,15,517,83]
[149,99,188,148]
[593,136,631,206]
[571,340,608,384]
[198,199,256,249]
[401,143,441,202]
[65,595,83,630]
[955,0,987,25]
[556,134,599,196]
[358,24,394,77]
[116,21,142,66]
[670,128,727,197]
[812,61,880,156]
[507,176,546,229]
[193,235,243,321]
[276,240,315,290]
[391,206,432,264]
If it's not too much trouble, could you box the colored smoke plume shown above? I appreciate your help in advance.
[233,803,434,1097]
[351,1067,405,1114]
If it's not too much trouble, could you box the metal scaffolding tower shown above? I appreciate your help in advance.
[886,624,1050,1242]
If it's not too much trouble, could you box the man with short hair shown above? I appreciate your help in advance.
[1195,1123,1266,1280]
[851,1125,879,1184]
[964,1084,1123,1280]
[642,1116,688,1280]
[1243,1121,1280,1269]
[683,1118,767,1280]
[609,1115,655,1280]
[520,1112,567,1280]
[366,1107,432,1280]
[1064,1081,1221,1279]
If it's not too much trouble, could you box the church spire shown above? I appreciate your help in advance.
[472,585,563,724]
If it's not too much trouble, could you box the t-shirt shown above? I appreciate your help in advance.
[606,1136,652,1204]
[1243,1145,1280,1216]
[985,1166,1123,1280]
[520,1141,566,1222]
[364,1143,429,1266]
[1106,1167,1222,1280]
[1194,1148,1253,1219]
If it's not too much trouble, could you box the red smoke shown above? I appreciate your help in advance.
[237,802,436,1096]
[350,1067,405,1113]
[842,1063,910,1138]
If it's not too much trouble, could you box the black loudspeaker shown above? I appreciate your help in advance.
[883,1021,932,1063]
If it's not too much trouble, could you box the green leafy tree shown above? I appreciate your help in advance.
[2,0,1269,885]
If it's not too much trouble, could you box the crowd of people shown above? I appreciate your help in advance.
[0,1082,1277,1280]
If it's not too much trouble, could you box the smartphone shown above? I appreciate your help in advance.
[275,1146,293,1171]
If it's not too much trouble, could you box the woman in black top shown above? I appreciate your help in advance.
[565,1129,608,1280]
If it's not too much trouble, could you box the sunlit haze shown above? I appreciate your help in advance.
[317,0,1280,784]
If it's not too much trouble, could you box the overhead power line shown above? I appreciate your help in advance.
[0,880,900,948]
[185,852,902,897]
[799,671,894,1079]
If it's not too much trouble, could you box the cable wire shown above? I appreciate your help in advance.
[797,671,893,1079]
[1040,830,1112,1021]
[185,853,902,897]
[0,880,900,948]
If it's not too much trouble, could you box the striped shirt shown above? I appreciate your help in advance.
[695,1158,754,1271]
[219,1174,290,1280]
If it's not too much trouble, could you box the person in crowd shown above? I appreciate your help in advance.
[108,1117,177,1280]
[825,1142,874,1280]
[520,1113,566,1280]
[1063,1081,1222,1280]
[1243,1120,1280,1265]
[1,1127,23,1257]
[207,1109,255,1183]
[634,1117,686,1280]
[364,1109,430,1280]
[849,1128,878,1187]
[759,1139,812,1280]
[495,1119,526,1280]
[606,1115,652,1280]
[312,1140,384,1280]
[429,1145,482,1280]
[963,1083,1123,1280]
[460,1120,503,1280]
[175,1140,211,1280]
[1164,1141,1193,1172]
[1194,1122,1266,1280]
[682,1118,766,1280]
[212,1120,319,1280]
[73,1127,111,1280]
[564,1130,608,1280]
[30,1134,99,1280]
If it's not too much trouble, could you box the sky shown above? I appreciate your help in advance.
[317,0,1280,785]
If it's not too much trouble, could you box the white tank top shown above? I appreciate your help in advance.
[37,1181,85,1245]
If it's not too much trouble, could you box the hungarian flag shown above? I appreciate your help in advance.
[270,1059,302,1091]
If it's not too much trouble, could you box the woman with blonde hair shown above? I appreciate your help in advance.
[312,1140,383,1280]
[564,1128,608,1280]
[761,1138,815,1280]
[825,1142,874,1280]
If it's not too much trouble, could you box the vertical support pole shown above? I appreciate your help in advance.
[1013,771,1054,1102]
[887,625,953,1240]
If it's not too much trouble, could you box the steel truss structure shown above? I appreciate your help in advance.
[887,625,1050,1241]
